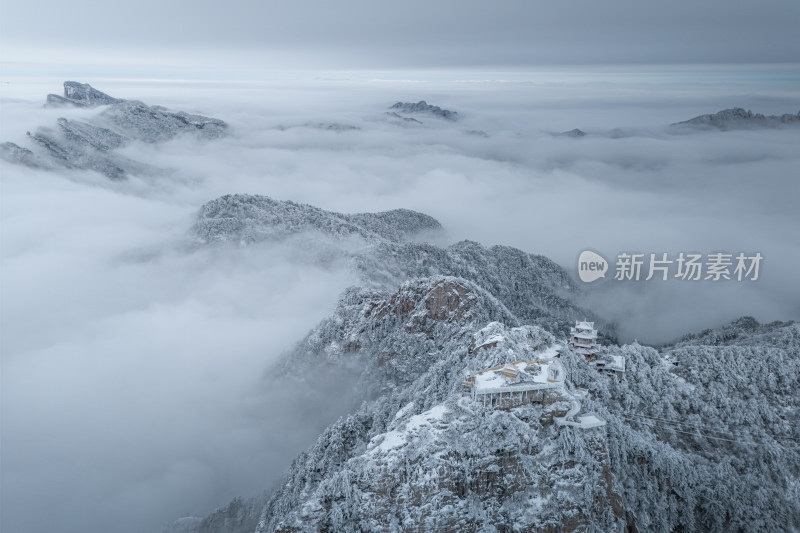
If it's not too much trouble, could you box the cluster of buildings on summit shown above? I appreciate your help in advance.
[463,320,624,423]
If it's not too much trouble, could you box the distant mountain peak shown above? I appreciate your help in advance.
[675,107,800,130]
[3,81,228,179]
[560,128,586,137]
[389,100,459,120]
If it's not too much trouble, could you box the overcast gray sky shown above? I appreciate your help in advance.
[2,0,799,67]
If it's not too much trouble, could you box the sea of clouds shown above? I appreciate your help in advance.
[1,64,799,533]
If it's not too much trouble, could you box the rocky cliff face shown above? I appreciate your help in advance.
[354,240,584,338]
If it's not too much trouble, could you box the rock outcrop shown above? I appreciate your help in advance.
[46,81,122,108]
[2,81,228,180]
[389,100,459,120]
[559,128,586,137]
[101,100,227,142]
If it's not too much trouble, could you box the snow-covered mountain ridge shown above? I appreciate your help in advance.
[167,261,799,532]
[389,101,460,120]
[253,276,623,532]
[252,297,798,532]
[4,83,798,180]
[191,194,442,246]
[674,107,800,130]
[190,194,595,339]
[181,195,797,529]
[1,81,227,179]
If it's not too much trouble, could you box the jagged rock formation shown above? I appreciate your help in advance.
[27,126,135,180]
[190,194,442,246]
[25,117,144,179]
[55,117,127,150]
[46,81,122,108]
[101,100,227,143]
[2,82,228,179]
[674,107,800,130]
[389,101,459,120]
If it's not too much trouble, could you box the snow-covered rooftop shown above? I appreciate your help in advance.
[472,345,564,395]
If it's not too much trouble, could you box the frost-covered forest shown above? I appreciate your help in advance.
[173,199,799,532]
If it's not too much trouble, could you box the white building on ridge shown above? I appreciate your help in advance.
[566,320,625,378]
[568,320,600,359]
[463,356,565,408]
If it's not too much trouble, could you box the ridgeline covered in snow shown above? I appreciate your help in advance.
[165,195,799,533]
[190,194,595,338]
[191,194,442,247]
[0,81,228,179]
[674,107,800,131]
